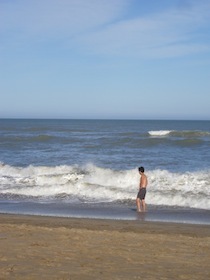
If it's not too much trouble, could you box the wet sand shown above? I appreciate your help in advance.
[0,214,210,280]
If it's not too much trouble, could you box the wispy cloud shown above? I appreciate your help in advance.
[0,0,128,43]
[76,0,210,58]
[0,0,210,58]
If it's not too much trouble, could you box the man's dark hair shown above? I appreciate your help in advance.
[138,166,144,173]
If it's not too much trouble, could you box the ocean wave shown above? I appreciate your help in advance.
[172,130,210,138]
[0,134,56,143]
[148,130,210,138]
[0,164,210,210]
[148,130,172,136]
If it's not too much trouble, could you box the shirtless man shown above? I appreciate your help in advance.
[136,166,148,212]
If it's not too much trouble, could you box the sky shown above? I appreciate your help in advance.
[0,0,210,120]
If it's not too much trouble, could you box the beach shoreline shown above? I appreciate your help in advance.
[1,200,210,225]
[0,213,210,279]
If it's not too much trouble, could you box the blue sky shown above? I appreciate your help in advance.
[0,0,210,120]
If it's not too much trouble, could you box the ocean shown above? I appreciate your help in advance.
[0,119,210,224]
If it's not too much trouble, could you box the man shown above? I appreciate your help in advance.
[136,166,148,212]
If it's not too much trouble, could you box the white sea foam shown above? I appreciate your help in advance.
[0,164,210,210]
[148,129,210,138]
[148,130,172,136]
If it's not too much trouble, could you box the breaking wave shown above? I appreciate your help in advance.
[148,130,172,136]
[0,163,210,210]
[148,130,210,138]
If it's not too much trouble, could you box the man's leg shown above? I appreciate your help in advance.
[136,198,141,212]
[141,199,146,212]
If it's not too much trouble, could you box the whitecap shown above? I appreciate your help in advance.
[148,130,172,136]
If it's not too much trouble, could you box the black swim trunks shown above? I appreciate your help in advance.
[137,188,146,200]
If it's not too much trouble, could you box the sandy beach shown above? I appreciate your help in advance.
[0,214,210,280]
